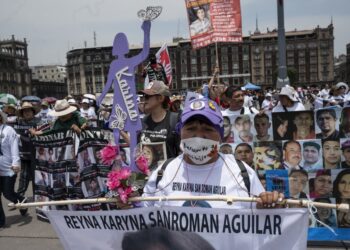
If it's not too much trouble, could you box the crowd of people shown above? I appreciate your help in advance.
[0,77,350,229]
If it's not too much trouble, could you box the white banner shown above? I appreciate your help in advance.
[47,206,308,250]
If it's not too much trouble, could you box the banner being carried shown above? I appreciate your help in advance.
[185,0,242,49]
[47,206,308,250]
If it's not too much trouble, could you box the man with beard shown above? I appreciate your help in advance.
[222,86,258,116]
[282,140,303,170]
[316,108,340,140]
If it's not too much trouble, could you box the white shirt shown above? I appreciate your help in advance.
[261,99,273,111]
[222,106,259,116]
[272,101,305,112]
[37,108,54,122]
[0,124,20,176]
[80,107,97,127]
[143,154,264,209]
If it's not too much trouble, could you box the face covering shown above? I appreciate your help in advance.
[180,137,219,165]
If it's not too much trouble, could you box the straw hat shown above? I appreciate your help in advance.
[3,103,17,114]
[49,99,77,117]
[17,102,40,117]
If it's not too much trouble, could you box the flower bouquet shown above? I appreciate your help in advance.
[99,144,150,204]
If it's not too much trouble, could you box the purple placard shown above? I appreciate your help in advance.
[98,20,151,171]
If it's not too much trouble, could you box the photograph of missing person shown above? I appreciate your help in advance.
[223,116,234,143]
[219,143,234,155]
[310,198,337,228]
[77,148,94,170]
[51,173,66,189]
[288,169,309,199]
[36,147,47,161]
[340,138,350,168]
[332,169,350,199]
[253,113,272,142]
[282,140,303,170]
[322,139,341,169]
[339,107,350,138]
[67,172,80,187]
[315,107,341,140]
[233,143,254,167]
[64,145,75,160]
[272,112,293,140]
[308,169,333,198]
[141,142,167,171]
[291,111,316,140]
[47,147,56,164]
[188,5,212,37]
[82,177,102,197]
[35,170,50,186]
[232,114,254,143]
[336,199,350,228]
[301,140,323,171]
[253,141,283,170]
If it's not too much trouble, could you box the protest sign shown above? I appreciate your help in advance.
[156,43,173,86]
[185,0,242,49]
[47,206,308,250]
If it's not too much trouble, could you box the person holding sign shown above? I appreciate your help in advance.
[143,98,283,209]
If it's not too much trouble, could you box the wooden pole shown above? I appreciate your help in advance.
[8,196,350,212]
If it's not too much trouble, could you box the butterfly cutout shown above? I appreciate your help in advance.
[110,104,127,130]
[137,6,162,21]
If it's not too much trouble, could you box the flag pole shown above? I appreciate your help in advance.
[8,196,350,212]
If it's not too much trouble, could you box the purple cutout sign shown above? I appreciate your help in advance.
[98,20,151,171]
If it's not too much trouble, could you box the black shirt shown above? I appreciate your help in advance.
[140,111,180,159]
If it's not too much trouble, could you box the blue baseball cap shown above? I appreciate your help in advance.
[179,98,224,138]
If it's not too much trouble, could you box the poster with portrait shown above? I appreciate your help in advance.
[253,141,283,171]
[314,107,341,139]
[185,0,242,49]
[299,139,323,171]
[272,111,315,141]
[228,114,255,143]
[140,142,167,172]
[252,112,273,142]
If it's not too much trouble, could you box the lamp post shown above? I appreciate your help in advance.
[276,0,290,89]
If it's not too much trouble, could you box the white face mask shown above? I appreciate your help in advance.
[180,137,220,165]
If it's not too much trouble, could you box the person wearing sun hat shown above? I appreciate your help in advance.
[29,99,87,136]
[2,103,18,125]
[142,97,284,209]
[272,85,305,112]
[15,102,42,199]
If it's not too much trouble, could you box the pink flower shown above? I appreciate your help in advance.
[100,145,119,165]
[136,155,150,175]
[117,186,133,203]
[118,168,131,180]
[107,170,121,190]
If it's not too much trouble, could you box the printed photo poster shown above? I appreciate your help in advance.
[252,112,273,142]
[229,113,255,144]
[314,107,342,139]
[32,129,76,213]
[219,142,254,168]
[76,129,110,210]
[272,111,315,141]
[340,138,350,168]
[253,141,283,171]
[185,0,242,49]
[299,139,323,172]
[336,199,350,228]
[309,197,338,228]
[140,142,167,172]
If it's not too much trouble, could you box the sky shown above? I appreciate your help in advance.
[0,0,349,66]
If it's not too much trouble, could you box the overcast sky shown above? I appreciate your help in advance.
[1,0,349,66]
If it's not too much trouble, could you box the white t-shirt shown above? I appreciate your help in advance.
[80,107,97,127]
[222,106,259,116]
[142,154,264,209]
[272,101,305,112]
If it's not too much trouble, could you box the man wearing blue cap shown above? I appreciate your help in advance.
[143,98,283,209]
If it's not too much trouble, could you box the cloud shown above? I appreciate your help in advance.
[1,0,349,65]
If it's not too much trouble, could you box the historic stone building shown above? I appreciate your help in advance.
[0,35,32,97]
[31,65,67,83]
[247,24,334,87]
[67,24,335,95]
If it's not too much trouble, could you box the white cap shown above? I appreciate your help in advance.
[279,85,298,102]
[81,98,89,104]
